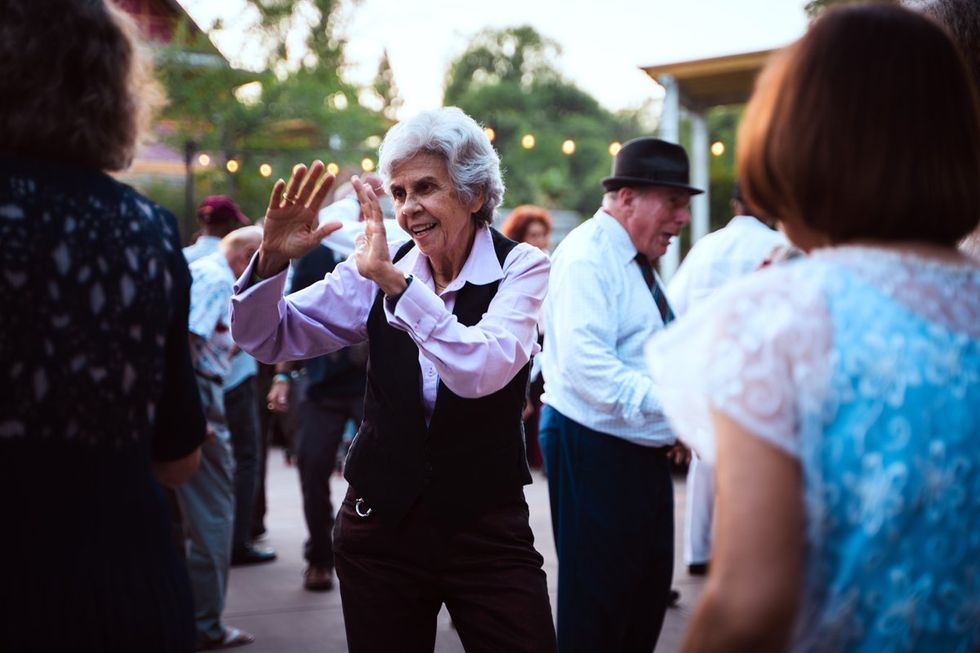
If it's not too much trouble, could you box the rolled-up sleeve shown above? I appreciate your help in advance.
[230,252,372,364]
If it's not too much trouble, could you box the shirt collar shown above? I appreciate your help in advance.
[395,222,503,291]
[594,208,640,267]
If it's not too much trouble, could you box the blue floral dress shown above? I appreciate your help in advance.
[648,246,980,652]
[0,157,206,652]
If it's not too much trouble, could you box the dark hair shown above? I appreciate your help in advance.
[0,0,163,171]
[738,4,980,246]
[500,205,553,243]
[915,0,980,93]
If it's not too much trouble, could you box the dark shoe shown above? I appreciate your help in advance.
[687,562,711,576]
[303,564,334,592]
[688,562,710,576]
[668,588,681,608]
[231,545,277,566]
[198,626,254,650]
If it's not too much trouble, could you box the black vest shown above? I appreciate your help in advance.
[344,228,532,528]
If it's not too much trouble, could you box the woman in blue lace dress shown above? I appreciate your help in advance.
[0,2,205,651]
[647,6,980,652]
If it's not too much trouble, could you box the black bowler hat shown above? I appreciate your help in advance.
[602,138,704,195]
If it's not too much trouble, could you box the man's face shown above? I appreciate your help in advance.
[622,186,692,260]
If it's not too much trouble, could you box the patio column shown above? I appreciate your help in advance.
[657,74,681,280]
[690,110,710,244]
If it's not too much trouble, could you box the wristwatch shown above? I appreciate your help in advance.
[384,273,413,311]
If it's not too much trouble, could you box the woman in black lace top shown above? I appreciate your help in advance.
[0,2,206,651]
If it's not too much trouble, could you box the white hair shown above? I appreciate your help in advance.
[378,107,504,224]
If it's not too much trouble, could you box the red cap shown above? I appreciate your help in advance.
[197,195,249,226]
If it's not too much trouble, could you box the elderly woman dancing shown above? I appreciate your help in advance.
[231,107,557,653]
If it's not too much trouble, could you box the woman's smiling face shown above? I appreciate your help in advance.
[390,153,481,263]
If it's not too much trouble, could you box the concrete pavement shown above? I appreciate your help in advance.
[223,448,706,652]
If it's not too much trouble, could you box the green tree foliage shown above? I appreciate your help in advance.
[374,49,404,121]
[804,0,897,18]
[443,26,648,215]
[707,105,742,230]
[152,0,389,235]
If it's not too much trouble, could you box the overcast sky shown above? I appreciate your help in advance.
[182,0,808,118]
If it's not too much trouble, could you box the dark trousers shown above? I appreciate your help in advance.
[296,393,362,568]
[252,363,274,539]
[333,489,557,653]
[225,377,260,554]
[540,406,674,653]
[524,373,545,469]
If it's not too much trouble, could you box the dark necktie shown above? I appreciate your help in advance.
[635,254,675,325]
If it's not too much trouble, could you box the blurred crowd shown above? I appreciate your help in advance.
[1,1,978,653]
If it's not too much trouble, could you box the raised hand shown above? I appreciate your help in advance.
[256,161,341,277]
[351,175,399,291]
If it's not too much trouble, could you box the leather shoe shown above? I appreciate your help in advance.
[230,545,277,566]
[303,564,334,592]
[688,562,710,576]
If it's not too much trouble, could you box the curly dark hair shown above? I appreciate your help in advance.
[0,0,163,172]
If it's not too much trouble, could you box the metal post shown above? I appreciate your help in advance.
[657,75,681,280]
[690,111,710,245]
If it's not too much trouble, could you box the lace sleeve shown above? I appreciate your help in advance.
[646,263,831,463]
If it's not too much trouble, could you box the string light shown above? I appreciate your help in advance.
[608,142,622,156]
[561,139,576,155]
[521,134,536,149]
[225,159,239,173]
[259,163,272,177]
[331,92,348,110]
[197,153,211,167]
[361,158,375,172]
[326,162,340,176]
[710,141,725,157]
[484,127,496,142]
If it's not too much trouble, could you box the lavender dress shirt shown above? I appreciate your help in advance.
[230,223,549,421]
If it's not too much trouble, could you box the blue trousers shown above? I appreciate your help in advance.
[540,406,674,653]
[176,376,235,646]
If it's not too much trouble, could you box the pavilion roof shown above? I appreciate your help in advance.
[640,49,778,110]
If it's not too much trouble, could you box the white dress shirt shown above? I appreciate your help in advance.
[188,251,236,379]
[183,235,257,390]
[317,195,403,258]
[540,209,674,446]
[667,215,786,316]
[182,235,221,265]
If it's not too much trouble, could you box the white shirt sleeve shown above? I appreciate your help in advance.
[548,256,664,428]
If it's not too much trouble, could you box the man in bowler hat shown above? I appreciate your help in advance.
[539,137,698,652]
